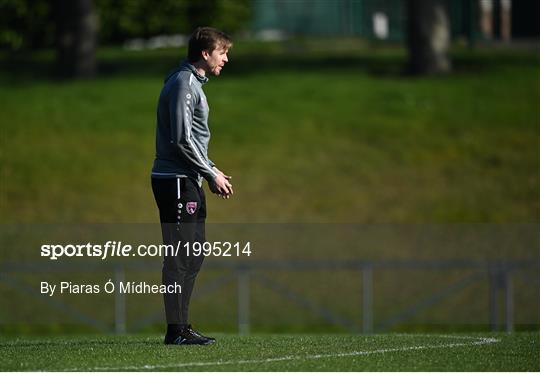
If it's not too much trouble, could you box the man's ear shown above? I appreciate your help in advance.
[201,50,210,61]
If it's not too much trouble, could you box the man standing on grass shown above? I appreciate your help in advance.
[151,27,233,345]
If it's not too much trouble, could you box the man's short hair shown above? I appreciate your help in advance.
[187,27,233,63]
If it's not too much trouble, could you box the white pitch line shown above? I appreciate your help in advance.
[393,333,496,340]
[63,334,499,372]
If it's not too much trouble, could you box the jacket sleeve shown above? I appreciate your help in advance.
[169,79,218,182]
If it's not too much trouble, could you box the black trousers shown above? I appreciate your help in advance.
[151,177,206,325]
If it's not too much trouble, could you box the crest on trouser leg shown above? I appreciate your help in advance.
[186,202,198,214]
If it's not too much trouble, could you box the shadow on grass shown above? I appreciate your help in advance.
[1,47,538,85]
[0,338,160,348]
[1,53,405,84]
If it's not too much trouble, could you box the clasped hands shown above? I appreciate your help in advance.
[210,167,233,199]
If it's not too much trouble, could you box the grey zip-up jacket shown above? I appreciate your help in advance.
[151,61,218,183]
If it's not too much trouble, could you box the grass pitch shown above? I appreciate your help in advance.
[1,43,539,223]
[1,332,538,371]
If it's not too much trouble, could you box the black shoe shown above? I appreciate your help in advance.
[164,324,215,345]
[186,324,216,344]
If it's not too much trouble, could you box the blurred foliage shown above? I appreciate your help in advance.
[96,0,188,41]
[185,0,252,36]
[0,0,251,50]
[0,0,54,50]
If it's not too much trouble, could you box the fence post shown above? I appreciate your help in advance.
[114,266,126,334]
[362,265,373,334]
[504,270,514,333]
[238,268,250,335]
[489,267,499,332]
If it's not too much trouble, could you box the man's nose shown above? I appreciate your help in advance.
[223,54,228,63]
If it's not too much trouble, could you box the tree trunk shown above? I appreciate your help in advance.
[54,0,97,79]
[406,0,451,75]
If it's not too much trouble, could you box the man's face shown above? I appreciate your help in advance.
[203,46,229,76]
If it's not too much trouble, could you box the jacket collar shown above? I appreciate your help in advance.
[181,60,209,84]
